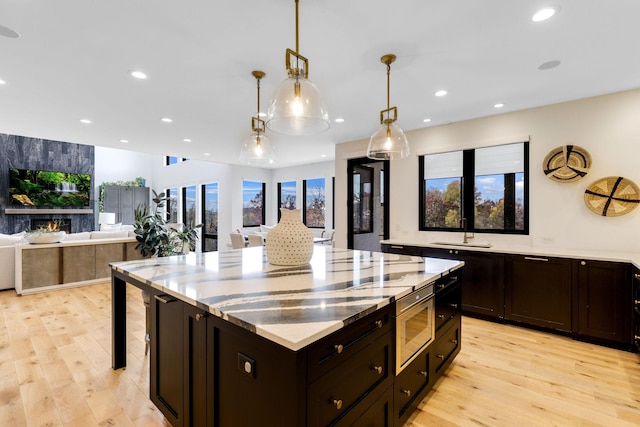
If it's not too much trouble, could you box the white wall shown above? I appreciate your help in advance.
[270,161,335,232]
[335,89,640,253]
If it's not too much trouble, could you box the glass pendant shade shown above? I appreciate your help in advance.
[367,121,410,160]
[239,132,276,165]
[267,73,330,135]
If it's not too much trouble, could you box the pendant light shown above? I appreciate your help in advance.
[266,0,329,135]
[366,54,410,160]
[240,70,276,165]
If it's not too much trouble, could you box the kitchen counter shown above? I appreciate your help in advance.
[110,246,464,426]
[381,239,640,268]
[111,245,463,352]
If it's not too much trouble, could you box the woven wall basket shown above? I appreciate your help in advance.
[584,176,640,217]
[542,145,591,183]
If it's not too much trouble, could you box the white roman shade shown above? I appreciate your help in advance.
[475,142,525,176]
[424,151,463,179]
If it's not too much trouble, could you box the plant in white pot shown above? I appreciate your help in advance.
[133,190,201,257]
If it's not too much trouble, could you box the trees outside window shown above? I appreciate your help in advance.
[202,183,218,252]
[243,180,265,227]
[303,178,325,228]
[182,185,197,228]
[420,142,528,234]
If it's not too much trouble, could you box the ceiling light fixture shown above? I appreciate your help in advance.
[120,139,129,143]
[335,118,344,123]
[161,117,172,123]
[0,79,6,85]
[435,90,448,97]
[266,0,329,135]
[130,70,148,79]
[183,138,192,142]
[532,7,556,22]
[494,103,505,108]
[80,119,92,124]
[366,54,410,160]
[423,118,432,123]
[240,70,276,165]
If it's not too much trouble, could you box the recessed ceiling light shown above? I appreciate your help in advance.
[423,118,432,123]
[129,70,148,79]
[334,118,345,123]
[161,117,173,123]
[532,7,556,22]
[0,79,6,85]
[120,139,129,143]
[494,103,505,108]
[80,119,92,124]
[183,138,192,142]
[320,154,327,157]
[538,60,561,70]
[0,25,20,39]
[203,152,211,156]
[435,90,448,97]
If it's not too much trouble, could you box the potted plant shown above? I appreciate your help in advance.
[133,190,201,257]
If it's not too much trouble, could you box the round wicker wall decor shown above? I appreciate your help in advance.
[542,145,591,183]
[584,176,640,217]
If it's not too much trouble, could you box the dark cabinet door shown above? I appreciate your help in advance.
[151,295,211,427]
[151,293,184,427]
[505,255,572,332]
[420,248,505,320]
[575,260,631,346]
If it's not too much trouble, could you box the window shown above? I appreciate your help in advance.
[165,156,179,165]
[166,187,179,222]
[202,183,218,252]
[182,185,197,228]
[278,181,296,221]
[419,141,528,234]
[353,166,373,233]
[243,180,265,227]
[303,177,325,228]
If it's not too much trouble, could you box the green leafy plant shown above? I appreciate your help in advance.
[134,190,202,257]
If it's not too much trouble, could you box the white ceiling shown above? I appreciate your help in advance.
[1,0,639,168]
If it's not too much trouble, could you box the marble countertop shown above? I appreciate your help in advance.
[381,239,640,268]
[111,246,463,351]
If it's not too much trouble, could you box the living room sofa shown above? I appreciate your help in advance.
[1,227,141,293]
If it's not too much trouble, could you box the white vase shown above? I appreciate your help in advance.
[266,208,314,266]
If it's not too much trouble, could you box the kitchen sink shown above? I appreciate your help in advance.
[430,241,493,248]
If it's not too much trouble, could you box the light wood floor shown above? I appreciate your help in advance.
[1,283,639,427]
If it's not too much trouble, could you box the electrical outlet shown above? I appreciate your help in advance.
[238,352,256,378]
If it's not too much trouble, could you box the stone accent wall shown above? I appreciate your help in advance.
[0,133,95,234]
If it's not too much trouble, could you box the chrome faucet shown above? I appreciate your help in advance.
[462,218,474,244]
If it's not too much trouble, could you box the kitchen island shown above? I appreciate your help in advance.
[111,246,463,426]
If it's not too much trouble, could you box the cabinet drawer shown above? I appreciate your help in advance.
[307,332,391,427]
[334,384,393,427]
[395,348,429,418]
[307,306,391,381]
[431,315,461,374]
[435,283,461,334]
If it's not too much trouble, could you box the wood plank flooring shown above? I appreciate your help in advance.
[1,282,639,426]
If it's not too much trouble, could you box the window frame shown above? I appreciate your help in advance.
[242,180,265,227]
[201,182,218,252]
[302,177,326,229]
[181,185,197,229]
[277,180,297,221]
[418,141,529,235]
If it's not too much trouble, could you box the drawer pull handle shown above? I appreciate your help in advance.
[195,313,206,321]
[436,354,445,360]
[334,344,344,354]
[374,320,383,329]
[635,273,640,279]
[437,314,446,319]
[154,295,175,304]
[450,339,458,344]
[419,370,428,377]
[448,303,458,309]
[524,256,548,262]
[371,365,383,375]
[437,283,445,289]
[635,335,640,341]
[581,261,586,266]
[331,399,343,410]
[391,245,404,249]
[401,389,411,397]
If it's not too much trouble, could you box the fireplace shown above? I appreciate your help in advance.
[30,219,71,233]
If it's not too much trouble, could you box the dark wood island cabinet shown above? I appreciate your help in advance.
[111,247,464,427]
